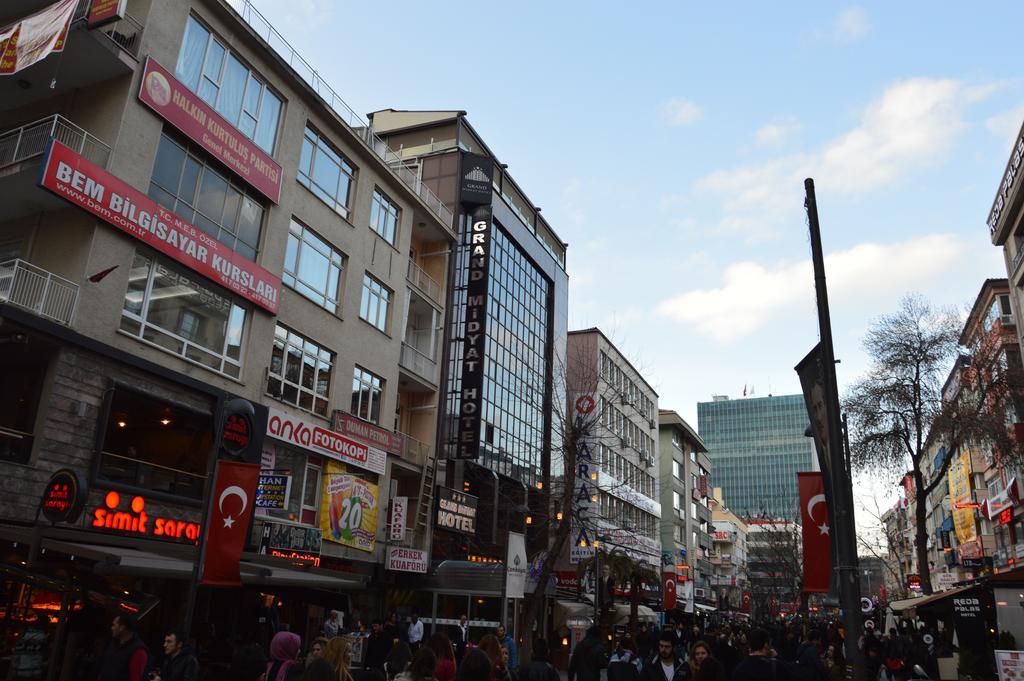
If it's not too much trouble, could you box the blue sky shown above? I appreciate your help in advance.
[255,1,1020,435]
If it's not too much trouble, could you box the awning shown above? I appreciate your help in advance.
[612,603,658,624]
[554,600,595,630]
[888,595,925,613]
[904,584,980,616]
[694,602,717,613]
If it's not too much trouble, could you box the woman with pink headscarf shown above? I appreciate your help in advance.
[267,631,302,681]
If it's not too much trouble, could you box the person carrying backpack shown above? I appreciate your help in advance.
[607,638,642,681]
[516,640,558,681]
[792,630,826,681]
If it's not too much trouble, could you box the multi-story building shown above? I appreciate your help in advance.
[658,409,714,612]
[709,488,749,616]
[882,500,914,599]
[697,394,815,521]
[368,109,568,633]
[0,0,455,668]
[745,519,801,617]
[986,118,1024,355]
[566,329,661,576]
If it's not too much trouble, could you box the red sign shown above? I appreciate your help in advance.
[554,571,580,589]
[39,141,281,313]
[222,413,252,455]
[999,507,1014,526]
[87,0,126,27]
[41,469,86,524]
[332,411,404,457]
[90,491,200,542]
[575,395,596,415]
[268,407,385,475]
[663,572,677,610]
[138,57,282,204]
[699,475,708,499]
[741,591,752,613]
[0,0,76,75]
[798,472,832,593]
[202,461,260,586]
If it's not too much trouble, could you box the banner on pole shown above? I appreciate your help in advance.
[798,471,832,593]
[202,461,260,586]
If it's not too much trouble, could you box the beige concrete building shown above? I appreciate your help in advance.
[0,0,454,658]
[709,488,749,615]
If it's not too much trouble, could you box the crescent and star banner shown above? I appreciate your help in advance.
[202,461,260,586]
[798,471,832,593]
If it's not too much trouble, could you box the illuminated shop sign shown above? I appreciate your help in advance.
[435,486,478,535]
[266,407,385,475]
[40,469,87,524]
[89,491,200,543]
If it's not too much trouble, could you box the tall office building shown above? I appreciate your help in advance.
[696,394,814,520]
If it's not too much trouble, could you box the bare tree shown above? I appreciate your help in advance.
[855,494,909,600]
[745,517,806,617]
[844,294,1024,595]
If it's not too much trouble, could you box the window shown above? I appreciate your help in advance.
[120,253,246,378]
[268,325,335,416]
[351,366,384,424]
[673,460,683,481]
[175,16,283,153]
[301,459,321,525]
[283,219,345,313]
[370,188,400,245]
[0,355,46,465]
[98,387,213,500]
[691,502,698,520]
[299,126,357,219]
[149,134,265,260]
[673,491,681,511]
[359,273,392,332]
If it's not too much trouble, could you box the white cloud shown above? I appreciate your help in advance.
[694,78,982,236]
[660,97,703,126]
[986,105,1024,148]
[756,117,802,147]
[833,7,871,43]
[655,234,961,342]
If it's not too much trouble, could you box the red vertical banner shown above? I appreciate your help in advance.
[798,472,832,593]
[741,591,752,613]
[202,461,260,586]
[663,573,677,611]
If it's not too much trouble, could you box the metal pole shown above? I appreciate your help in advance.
[805,178,864,681]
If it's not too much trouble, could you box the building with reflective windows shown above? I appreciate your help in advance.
[0,0,456,667]
[697,394,815,521]
[370,110,569,629]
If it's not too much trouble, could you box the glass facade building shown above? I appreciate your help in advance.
[444,217,552,487]
[697,394,814,521]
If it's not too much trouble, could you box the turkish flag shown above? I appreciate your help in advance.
[798,472,832,593]
[663,573,677,611]
[201,460,260,586]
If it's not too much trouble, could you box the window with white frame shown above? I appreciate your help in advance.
[268,324,335,416]
[673,460,683,480]
[120,252,246,378]
[359,273,391,332]
[175,16,283,153]
[284,219,345,313]
[370,188,400,245]
[299,125,357,219]
[300,459,321,525]
[351,365,384,424]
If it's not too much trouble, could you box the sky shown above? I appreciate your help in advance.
[251,2,1021,484]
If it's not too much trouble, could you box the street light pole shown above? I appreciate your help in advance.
[805,178,865,681]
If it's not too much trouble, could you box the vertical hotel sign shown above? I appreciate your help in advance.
[455,153,494,460]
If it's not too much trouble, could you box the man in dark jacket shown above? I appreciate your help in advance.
[518,639,559,681]
[641,632,689,681]
[793,630,826,681]
[451,614,471,662]
[732,628,790,681]
[98,613,148,681]
[152,631,198,681]
[569,626,606,681]
[364,620,392,671]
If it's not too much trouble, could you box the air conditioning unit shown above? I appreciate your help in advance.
[648,418,655,429]
[620,392,630,405]
[620,437,629,449]
[1002,314,1015,327]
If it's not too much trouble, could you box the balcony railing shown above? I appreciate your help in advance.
[0,114,111,170]
[0,259,79,325]
[407,260,443,304]
[99,13,144,57]
[399,431,431,467]
[400,342,439,385]
[224,0,454,229]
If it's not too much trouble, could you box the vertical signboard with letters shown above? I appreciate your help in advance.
[570,395,598,564]
[454,153,494,460]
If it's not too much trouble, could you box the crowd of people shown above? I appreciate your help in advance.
[69,609,948,681]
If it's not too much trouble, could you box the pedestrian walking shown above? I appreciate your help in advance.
[365,621,393,672]
[427,633,456,681]
[151,630,198,681]
[408,615,424,653]
[230,643,269,681]
[324,637,355,681]
[385,643,413,680]
[267,631,303,681]
[10,610,47,681]
[607,638,642,681]
[568,626,606,681]
[324,612,345,639]
[475,635,502,678]
[516,640,558,681]
[641,631,689,681]
[730,628,790,681]
[451,616,471,663]
[305,659,338,681]
[98,612,148,681]
[688,641,725,681]
[793,630,826,681]
[495,626,517,670]
[395,648,437,681]
[455,650,492,681]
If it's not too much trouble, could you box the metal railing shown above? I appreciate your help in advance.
[399,342,439,385]
[407,260,442,303]
[399,431,432,467]
[224,0,454,229]
[0,259,79,325]
[100,13,144,56]
[0,114,111,169]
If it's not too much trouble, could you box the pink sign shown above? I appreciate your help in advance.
[138,57,282,204]
[39,141,281,313]
[266,408,385,476]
